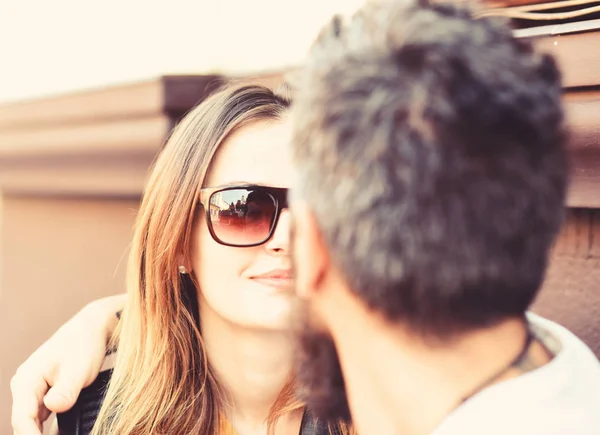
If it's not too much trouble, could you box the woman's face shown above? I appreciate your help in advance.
[191,118,295,331]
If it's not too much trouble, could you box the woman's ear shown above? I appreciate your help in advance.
[176,254,193,275]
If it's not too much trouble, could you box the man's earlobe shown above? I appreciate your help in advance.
[292,202,329,298]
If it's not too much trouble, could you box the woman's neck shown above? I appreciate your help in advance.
[199,300,298,434]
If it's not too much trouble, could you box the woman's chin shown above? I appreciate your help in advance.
[237,299,294,331]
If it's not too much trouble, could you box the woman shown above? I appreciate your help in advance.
[11,83,352,435]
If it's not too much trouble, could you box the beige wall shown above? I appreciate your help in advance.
[0,195,139,434]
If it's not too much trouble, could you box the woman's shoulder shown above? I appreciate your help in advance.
[300,410,344,435]
[56,369,113,435]
[56,369,340,435]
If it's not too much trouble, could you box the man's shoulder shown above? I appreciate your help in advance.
[434,315,600,435]
[434,416,600,435]
[433,384,600,435]
[527,313,600,377]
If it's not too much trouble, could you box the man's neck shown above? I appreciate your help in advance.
[200,301,298,434]
[323,288,550,435]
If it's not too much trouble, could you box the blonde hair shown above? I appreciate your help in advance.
[91,83,353,434]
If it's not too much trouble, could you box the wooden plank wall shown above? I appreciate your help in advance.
[535,209,600,355]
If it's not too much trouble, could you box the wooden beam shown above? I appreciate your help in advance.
[0,116,170,159]
[0,75,223,198]
[564,91,600,208]
[0,75,222,131]
[529,29,600,88]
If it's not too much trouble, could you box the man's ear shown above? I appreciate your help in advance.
[292,201,330,299]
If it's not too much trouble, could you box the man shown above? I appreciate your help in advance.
[289,1,600,434]
[10,2,600,435]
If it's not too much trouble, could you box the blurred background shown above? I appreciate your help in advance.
[1,0,600,433]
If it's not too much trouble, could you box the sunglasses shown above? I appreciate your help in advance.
[198,185,289,247]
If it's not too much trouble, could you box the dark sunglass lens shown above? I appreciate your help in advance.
[209,188,277,245]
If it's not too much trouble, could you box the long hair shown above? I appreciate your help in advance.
[92,83,353,434]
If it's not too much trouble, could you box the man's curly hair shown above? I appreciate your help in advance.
[290,1,568,338]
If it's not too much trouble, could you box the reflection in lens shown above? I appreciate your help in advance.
[209,188,276,245]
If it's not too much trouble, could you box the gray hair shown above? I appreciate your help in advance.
[290,1,567,338]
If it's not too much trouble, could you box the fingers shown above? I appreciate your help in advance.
[48,415,59,435]
[10,369,47,435]
[11,363,88,434]
[12,419,43,435]
[43,378,82,414]
[43,348,105,413]
[10,296,122,434]
[43,387,76,414]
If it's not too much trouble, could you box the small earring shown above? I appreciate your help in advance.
[178,265,188,275]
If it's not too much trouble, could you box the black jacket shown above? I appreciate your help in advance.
[57,370,334,435]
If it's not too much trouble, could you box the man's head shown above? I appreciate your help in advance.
[289,0,567,422]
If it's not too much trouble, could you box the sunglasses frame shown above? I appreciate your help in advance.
[198,185,289,247]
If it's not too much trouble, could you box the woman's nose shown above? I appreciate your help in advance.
[264,209,291,254]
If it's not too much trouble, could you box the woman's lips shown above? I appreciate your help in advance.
[250,277,293,288]
[250,269,293,288]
